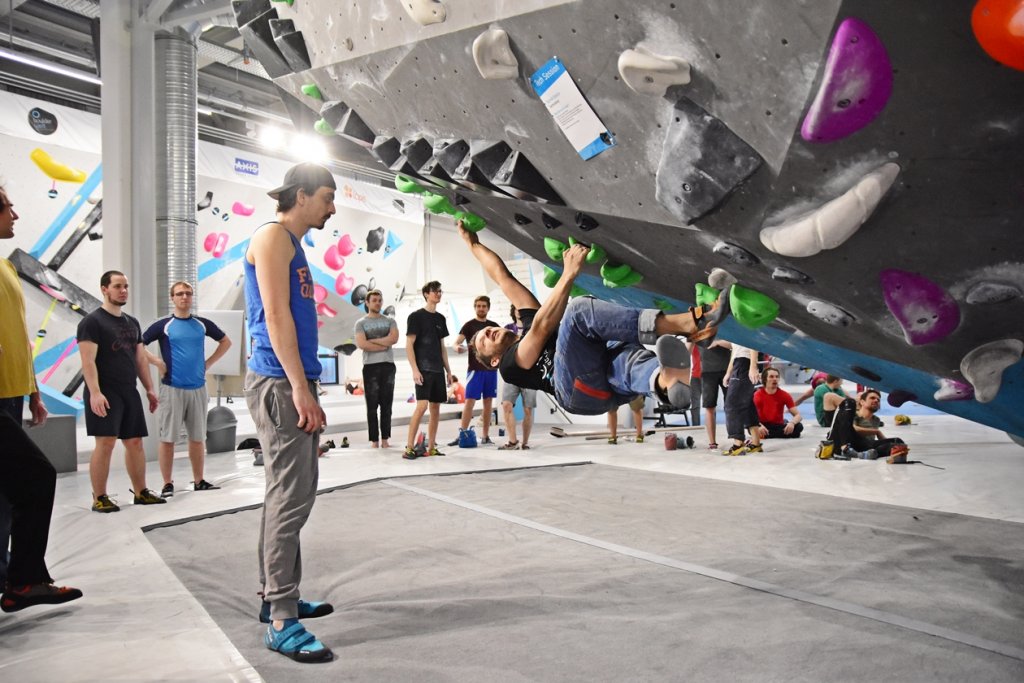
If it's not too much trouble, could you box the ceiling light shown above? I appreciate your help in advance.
[0,47,102,86]
[292,134,328,161]
[259,126,287,149]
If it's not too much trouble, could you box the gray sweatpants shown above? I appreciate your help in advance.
[245,371,320,621]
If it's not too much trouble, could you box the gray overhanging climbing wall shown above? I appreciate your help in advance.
[234,0,1024,436]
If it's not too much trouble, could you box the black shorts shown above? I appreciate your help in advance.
[820,409,835,428]
[84,385,148,439]
[700,370,727,408]
[415,371,447,404]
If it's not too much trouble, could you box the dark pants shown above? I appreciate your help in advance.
[827,398,904,456]
[724,358,758,441]
[362,362,396,442]
[0,401,56,588]
[763,421,804,439]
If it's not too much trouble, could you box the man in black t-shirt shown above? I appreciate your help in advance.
[77,270,164,512]
[403,281,452,459]
[457,221,730,416]
[451,296,500,446]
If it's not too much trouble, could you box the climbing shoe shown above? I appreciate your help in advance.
[745,443,764,453]
[265,620,333,663]
[689,288,732,348]
[722,443,748,456]
[92,494,120,513]
[428,446,446,457]
[1,582,83,613]
[402,447,420,460]
[259,599,333,624]
[160,483,174,498]
[194,479,220,491]
[132,488,167,505]
[608,436,618,445]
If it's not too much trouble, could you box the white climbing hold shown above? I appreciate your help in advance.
[933,378,974,402]
[966,281,1021,305]
[759,162,900,257]
[617,47,691,96]
[402,0,446,26]
[806,300,854,327]
[959,338,1023,403]
[707,268,737,292]
[472,28,518,80]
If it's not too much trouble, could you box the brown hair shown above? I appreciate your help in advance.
[474,295,491,307]
[170,281,193,297]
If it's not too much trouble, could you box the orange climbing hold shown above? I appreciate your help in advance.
[972,0,1024,71]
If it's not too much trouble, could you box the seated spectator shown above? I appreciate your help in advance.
[447,375,465,404]
[792,370,828,406]
[752,367,803,439]
[811,374,847,427]
[827,389,907,460]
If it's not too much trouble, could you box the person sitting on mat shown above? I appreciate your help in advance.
[752,366,804,440]
[457,220,729,417]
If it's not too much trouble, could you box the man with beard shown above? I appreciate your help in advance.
[245,163,337,662]
[78,270,163,511]
[752,366,804,439]
[451,295,500,447]
[354,288,398,448]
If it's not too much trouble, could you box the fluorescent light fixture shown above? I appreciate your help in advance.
[292,134,328,161]
[259,126,287,150]
[0,46,103,86]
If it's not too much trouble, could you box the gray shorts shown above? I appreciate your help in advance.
[157,384,208,442]
[501,382,538,409]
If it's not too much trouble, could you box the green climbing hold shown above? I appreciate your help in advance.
[570,285,589,298]
[543,266,560,288]
[423,193,457,215]
[301,84,323,100]
[604,271,643,289]
[313,119,335,136]
[395,174,427,195]
[729,284,779,329]
[568,237,606,264]
[544,237,568,262]
[456,211,486,232]
[694,283,720,308]
[270,0,295,5]
[600,262,633,283]
[653,298,675,312]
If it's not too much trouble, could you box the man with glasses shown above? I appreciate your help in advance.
[403,281,452,459]
[143,281,232,497]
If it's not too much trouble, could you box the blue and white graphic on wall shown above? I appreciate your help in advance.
[530,57,615,160]
[234,157,259,176]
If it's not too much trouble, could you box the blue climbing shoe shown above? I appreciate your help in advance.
[259,599,334,624]
[264,620,333,663]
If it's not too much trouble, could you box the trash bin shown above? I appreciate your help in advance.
[206,406,238,454]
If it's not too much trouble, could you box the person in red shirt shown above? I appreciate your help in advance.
[753,367,804,439]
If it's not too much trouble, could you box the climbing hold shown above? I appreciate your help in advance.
[934,378,975,402]
[655,97,763,225]
[568,237,606,264]
[451,140,515,197]
[324,245,345,271]
[372,136,403,169]
[712,241,760,266]
[971,0,1024,71]
[893,414,912,425]
[303,232,315,248]
[337,234,356,257]
[575,212,598,232]
[514,213,532,225]
[707,268,737,292]
[366,227,385,253]
[384,231,403,259]
[617,47,691,96]
[604,271,643,289]
[472,28,519,80]
[760,163,899,257]
[544,237,568,262]
[301,84,323,100]
[880,269,961,345]
[960,338,1024,403]
[457,211,487,232]
[771,266,814,285]
[319,101,350,130]
[231,201,255,217]
[453,193,470,206]
[269,19,312,72]
[423,192,456,215]
[694,283,720,308]
[350,284,369,308]
[801,17,893,143]
[888,391,917,408]
[197,191,212,211]
[332,108,375,149]
[313,284,329,304]
[235,7,293,79]
[383,305,396,317]
[806,300,855,327]
[570,285,589,298]
[729,284,779,329]
[402,0,446,26]
[542,213,562,230]
[966,281,1021,304]
[600,262,633,283]
[334,272,355,296]
[851,365,882,382]
[395,174,426,195]
[491,151,564,205]
[653,298,675,312]
[542,265,560,288]
[316,302,337,318]
[30,148,86,182]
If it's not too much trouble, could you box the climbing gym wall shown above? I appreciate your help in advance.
[236,0,1024,438]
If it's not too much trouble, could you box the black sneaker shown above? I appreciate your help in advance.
[160,483,174,498]
[447,437,460,447]
[92,494,120,513]
[132,488,167,505]
[194,479,220,491]
[1,582,83,613]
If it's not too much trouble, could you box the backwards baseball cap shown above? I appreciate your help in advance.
[267,162,337,200]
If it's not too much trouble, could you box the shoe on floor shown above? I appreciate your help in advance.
[194,479,220,491]
[160,483,174,498]
[497,441,520,450]
[745,443,764,453]
[340,437,349,448]
[480,436,494,445]
[636,434,645,443]
[402,447,420,460]
[132,488,167,505]
[428,446,446,457]
[447,437,460,447]
[265,620,333,663]
[92,494,120,513]
[1,582,83,613]
[608,436,618,445]
[722,443,748,456]
[259,599,334,624]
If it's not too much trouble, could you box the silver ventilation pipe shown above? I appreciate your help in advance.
[154,28,198,314]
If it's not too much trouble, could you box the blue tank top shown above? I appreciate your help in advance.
[244,226,322,379]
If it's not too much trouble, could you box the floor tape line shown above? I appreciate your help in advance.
[385,479,1024,663]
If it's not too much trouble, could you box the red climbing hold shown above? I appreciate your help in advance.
[972,0,1024,71]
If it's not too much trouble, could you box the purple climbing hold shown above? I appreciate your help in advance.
[887,389,916,407]
[933,378,974,402]
[801,17,893,143]
[880,269,961,345]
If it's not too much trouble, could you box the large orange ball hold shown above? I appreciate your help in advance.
[972,0,1024,71]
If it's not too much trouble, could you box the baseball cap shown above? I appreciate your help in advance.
[267,162,337,200]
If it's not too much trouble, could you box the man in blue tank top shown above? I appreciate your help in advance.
[244,163,336,663]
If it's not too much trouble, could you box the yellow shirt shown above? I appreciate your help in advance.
[0,258,36,398]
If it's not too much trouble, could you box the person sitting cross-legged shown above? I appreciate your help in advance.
[752,366,804,440]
